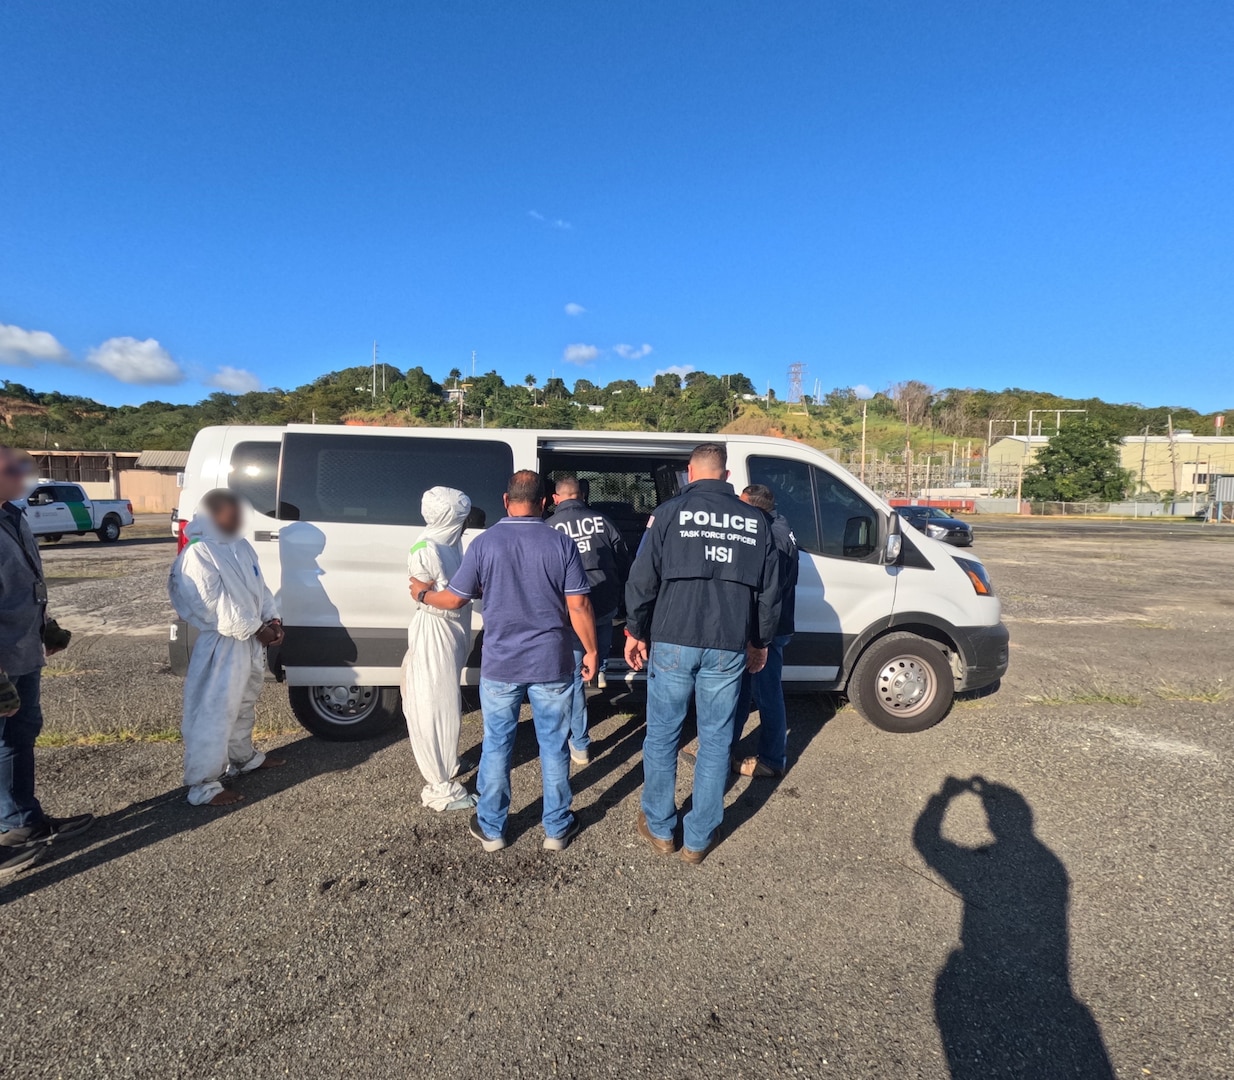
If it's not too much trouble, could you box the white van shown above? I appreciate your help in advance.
[171,425,1007,740]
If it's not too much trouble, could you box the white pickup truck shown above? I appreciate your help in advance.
[18,482,135,543]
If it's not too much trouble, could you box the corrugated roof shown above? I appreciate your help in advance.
[136,450,191,469]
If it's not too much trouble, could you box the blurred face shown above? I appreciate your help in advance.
[210,500,242,537]
[0,451,33,502]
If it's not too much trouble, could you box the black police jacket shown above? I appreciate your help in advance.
[548,499,630,617]
[625,478,782,653]
[768,510,799,637]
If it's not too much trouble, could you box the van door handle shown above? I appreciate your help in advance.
[254,531,279,542]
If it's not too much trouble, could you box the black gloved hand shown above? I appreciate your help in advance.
[43,619,72,653]
[0,677,20,715]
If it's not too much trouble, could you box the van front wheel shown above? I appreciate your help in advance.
[847,632,954,733]
[288,684,402,741]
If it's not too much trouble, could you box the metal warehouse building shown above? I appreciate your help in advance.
[988,433,1234,496]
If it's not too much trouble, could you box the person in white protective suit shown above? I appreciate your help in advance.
[403,486,478,812]
[168,489,286,807]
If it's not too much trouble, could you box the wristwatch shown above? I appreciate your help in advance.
[416,586,432,604]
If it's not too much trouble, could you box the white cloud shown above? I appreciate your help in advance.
[206,366,262,393]
[655,363,695,379]
[86,336,183,385]
[614,343,653,361]
[0,323,69,364]
[528,209,571,230]
[564,302,586,317]
[562,343,600,365]
[853,384,874,399]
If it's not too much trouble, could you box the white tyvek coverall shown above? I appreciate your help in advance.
[403,487,474,810]
[168,514,278,805]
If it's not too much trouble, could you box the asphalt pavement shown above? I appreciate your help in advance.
[1,524,1231,1079]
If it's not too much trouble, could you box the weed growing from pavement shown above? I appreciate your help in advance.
[36,724,301,748]
[1028,687,1144,707]
[1154,681,1229,703]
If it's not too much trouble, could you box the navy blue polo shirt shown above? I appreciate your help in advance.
[448,515,590,683]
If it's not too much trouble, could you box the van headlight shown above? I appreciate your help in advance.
[953,556,993,596]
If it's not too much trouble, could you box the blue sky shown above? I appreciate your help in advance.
[1,1,1231,410]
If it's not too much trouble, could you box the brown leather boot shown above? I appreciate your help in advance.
[636,811,677,855]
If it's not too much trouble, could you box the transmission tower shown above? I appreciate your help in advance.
[787,362,805,404]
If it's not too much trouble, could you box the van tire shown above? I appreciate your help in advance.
[96,516,122,542]
[847,632,954,733]
[42,534,62,543]
[288,685,402,741]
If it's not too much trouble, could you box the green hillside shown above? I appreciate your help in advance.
[1,370,1226,455]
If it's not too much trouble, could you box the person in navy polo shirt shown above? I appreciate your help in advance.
[411,470,598,853]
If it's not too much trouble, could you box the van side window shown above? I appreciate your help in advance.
[278,433,512,528]
[812,468,878,559]
[746,457,821,554]
[229,441,281,518]
[747,456,879,560]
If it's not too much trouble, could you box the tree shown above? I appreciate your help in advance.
[447,368,462,388]
[1021,420,1132,501]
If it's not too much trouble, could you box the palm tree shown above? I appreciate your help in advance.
[524,374,538,405]
[448,368,462,390]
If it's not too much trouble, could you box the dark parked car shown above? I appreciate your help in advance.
[897,506,974,547]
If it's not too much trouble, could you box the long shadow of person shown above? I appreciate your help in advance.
[2,729,403,906]
[912,776,1114,1079]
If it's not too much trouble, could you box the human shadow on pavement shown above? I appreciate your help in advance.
[715,692,838,848]
[912,776,1115,1080]
[500,694,644,844]
[1,730,401,905]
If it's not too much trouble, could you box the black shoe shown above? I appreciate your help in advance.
[23,814,96,846]
[543,816,580,851]
[0,843,47,879]
[468,813,507,853]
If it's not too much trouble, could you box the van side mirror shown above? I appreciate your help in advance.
[881,512,902,565]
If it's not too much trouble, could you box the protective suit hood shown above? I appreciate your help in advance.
[185,510,241,545]
[420,487,471,552]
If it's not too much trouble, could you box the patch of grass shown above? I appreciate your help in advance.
[36,724,300,748]
[36,728,182,748]
[1027,687,1143,707]
[1154,681,1229,703]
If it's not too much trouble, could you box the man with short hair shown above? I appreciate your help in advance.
[551,474,630,764]
[731,483,799,777]
[168,489,286,807]
[412,470,598,852]
[625,442,781,864]
[0,447,93,879]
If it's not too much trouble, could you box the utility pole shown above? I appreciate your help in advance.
[471,350,477,378]
[371,341,378,403]
[904,407,912,499]
[1139,425,1150,494]
[859,401,868,484]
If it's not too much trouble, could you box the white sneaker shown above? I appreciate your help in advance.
[596,670,608,689]
[570,744,590,766]
[543,817,580,851]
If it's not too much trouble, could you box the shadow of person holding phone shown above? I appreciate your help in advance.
[913,776,1115,1079]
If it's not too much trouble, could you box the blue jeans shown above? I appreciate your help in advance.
[477,677,574,840]
[732,634,792,772]
[570,609,616,752]
[0,670,46,831]
[641,642,746,853]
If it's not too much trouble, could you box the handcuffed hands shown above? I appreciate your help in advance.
[256,619,284,647]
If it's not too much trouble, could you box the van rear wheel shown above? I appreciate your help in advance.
[847,632,954,733]
[288,684,402,741]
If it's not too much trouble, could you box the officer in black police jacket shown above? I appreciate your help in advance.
[624,442,781,864]
[550,475,630,763]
